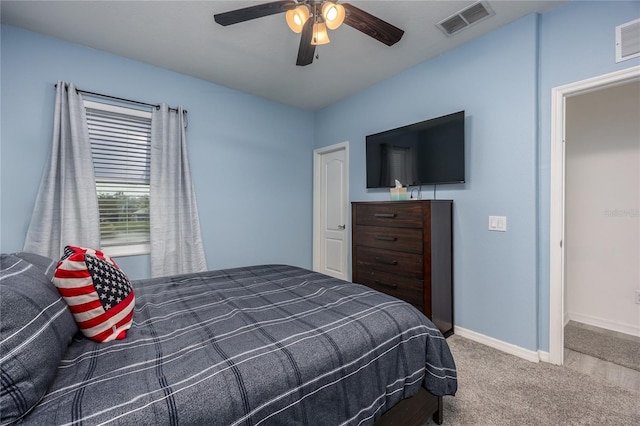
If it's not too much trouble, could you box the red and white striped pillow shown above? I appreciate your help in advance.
[53,246,135,342]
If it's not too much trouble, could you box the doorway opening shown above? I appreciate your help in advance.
[549,66,640,365]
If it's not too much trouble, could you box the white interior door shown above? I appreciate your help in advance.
[313,142,349,280]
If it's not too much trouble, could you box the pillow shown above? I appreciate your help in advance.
[0,254,78,424]
[53,246,135,343]
[11,252,57,280]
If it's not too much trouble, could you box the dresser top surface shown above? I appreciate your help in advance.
[352,200,452,205]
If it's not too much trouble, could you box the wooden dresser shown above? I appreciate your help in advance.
[351,200,453,337]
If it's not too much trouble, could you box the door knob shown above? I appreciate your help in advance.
[338,224,346,230]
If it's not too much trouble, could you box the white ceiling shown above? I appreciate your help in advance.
[1,0,565,111]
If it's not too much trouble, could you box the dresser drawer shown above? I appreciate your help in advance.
[355,225,423,254]
[356,267,423,308]
[354,202,424,228]
[355,246,423,278]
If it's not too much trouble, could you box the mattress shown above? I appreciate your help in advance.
[14,264,457,425]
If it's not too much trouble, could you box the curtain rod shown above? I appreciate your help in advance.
[54,83,187,114]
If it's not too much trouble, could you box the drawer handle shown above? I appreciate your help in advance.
[374,280,398,290]
[374,213,396,218]
[375,235,397,242]
[375,257,398,266]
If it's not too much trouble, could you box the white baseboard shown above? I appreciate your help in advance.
[454,326,541,363]
[566,312,640,338]
[538,350,551,363]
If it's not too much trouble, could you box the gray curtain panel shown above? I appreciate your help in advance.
[150,104,207,277]
[23,81,100,259]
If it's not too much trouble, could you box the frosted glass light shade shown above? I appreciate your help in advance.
[286,5,310,33]
[311,22,330,45]
[322,2,345,30]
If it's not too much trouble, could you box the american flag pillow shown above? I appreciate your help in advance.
[53,245,135,342]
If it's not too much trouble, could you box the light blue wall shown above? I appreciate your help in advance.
[0,25,315,280]
[315,0,640,352]
[316,13,541,351]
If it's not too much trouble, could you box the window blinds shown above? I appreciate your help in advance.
[84,100,152,250]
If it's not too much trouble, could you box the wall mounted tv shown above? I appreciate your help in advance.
[366,111,465,188]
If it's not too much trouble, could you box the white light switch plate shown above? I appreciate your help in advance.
[488,216,507,232]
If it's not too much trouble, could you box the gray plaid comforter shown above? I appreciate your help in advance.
[24,265,457,425]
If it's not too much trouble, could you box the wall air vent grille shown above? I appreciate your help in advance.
[616,18,640,63]
[437,1,494,37]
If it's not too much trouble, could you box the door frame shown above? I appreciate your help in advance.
[313,141,350,277]
[548,65,640,365]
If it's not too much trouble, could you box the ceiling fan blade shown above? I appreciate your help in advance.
[296,19,316,66]
[342,3,404,46]
[214,1,296,26]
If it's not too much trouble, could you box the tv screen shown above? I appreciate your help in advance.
[366,111,465,188]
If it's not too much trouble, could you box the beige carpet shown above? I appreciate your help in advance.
[564,321,640,372]
[426,335,640,425]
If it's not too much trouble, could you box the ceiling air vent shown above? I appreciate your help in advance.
[616,18,640,63]
[437,1,494,36]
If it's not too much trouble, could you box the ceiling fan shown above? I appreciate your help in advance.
[213,1,404,66]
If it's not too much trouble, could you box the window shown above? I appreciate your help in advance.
[84,100,152,257]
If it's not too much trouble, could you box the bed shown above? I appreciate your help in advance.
[1,252,457,425]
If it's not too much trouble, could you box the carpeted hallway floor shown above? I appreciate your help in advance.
[564,321,640,372]
[563,320,640,394]
[426,335,640,425]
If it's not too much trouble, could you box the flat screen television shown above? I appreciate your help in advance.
[366,111,465,188]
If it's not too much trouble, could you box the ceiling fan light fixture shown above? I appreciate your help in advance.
[213,0,405,66]
[311,21,330,45]
[322,2,345,30]
[286,5,310,33]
